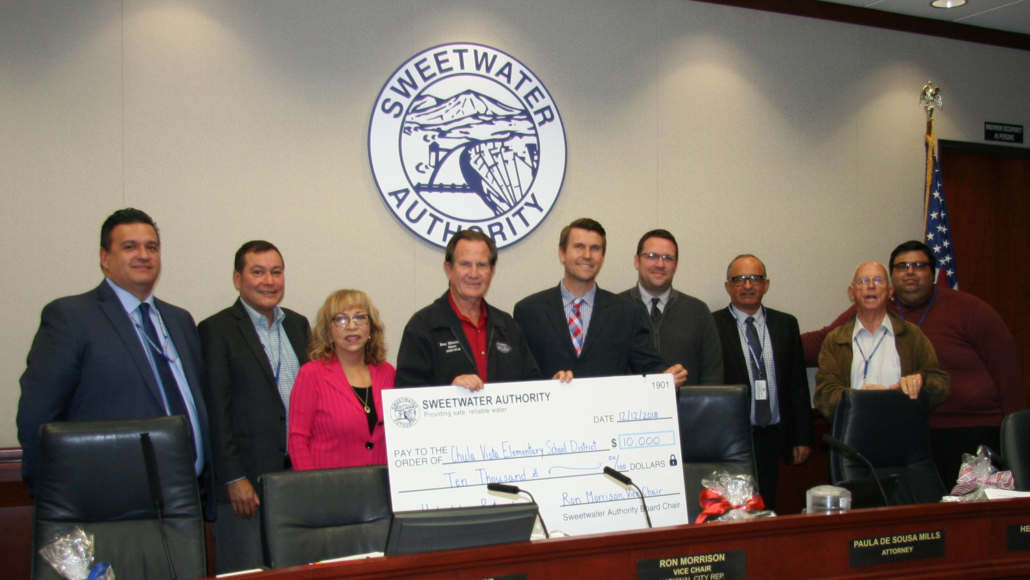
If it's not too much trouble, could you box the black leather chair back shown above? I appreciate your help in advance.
[32,417,205,580]
[830,389,946,505]
[259,465,392,568]
[1001,409,1030,491]
[678,385,758,521]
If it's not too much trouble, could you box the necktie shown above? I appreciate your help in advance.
[568,298,585,356]
[139,303,196,455]
[746,316,771,427]
[650,297,662,325]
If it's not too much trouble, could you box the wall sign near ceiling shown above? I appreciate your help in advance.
[369,43,566,250]
[984,122,1023,144]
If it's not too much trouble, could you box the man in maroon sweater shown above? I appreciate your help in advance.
[802,241,1025,486]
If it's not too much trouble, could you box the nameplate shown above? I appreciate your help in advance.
[849,530,945,567]
[1007,524,1030,551]
[984,122,1024,144]
[383,375,688,536]
[637,550,746,580]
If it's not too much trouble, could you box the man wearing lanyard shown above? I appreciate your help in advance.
[803,241,1023,483]
[199,240,310,573]
[17,209,213,516]
[813,261,949,421]
[713,255,813,511]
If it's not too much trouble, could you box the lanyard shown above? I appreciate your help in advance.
[262,323,284,384]
[133,307,177,363]
[855,330,888,381]
[733,306,767,379]
[897,287,937,328]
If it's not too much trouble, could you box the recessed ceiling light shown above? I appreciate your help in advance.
[931,0,966,8]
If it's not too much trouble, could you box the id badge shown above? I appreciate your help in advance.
[755,379,768,400]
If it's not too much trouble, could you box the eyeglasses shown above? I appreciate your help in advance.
[892,261,932,272]
[855,277,888,287]
[639,253,678,263]
[729,275,765,286]
[332,314,369,327]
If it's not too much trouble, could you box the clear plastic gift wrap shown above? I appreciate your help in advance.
[941,445,1015,503]
[38,527,115,580]
[695,470,775,523]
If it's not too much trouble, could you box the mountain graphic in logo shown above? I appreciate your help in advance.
[401,90,539,217]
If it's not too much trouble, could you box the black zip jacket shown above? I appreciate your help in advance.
[395,291,541,387]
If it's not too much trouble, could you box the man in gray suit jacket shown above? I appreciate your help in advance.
[199,241,310,573]
[18,209,212,517]
[622,229,724,386]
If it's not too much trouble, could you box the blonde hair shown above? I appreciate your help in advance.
[307,289,386,365]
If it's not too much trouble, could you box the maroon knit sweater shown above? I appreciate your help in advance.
[802,287,1025,429]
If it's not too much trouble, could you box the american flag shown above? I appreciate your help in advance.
[924,140,958,289]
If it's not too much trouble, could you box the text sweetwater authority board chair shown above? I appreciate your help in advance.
[677,385,758,521]
[1001,409,1030,491]
[830,389,947,506]
[259,465,392,569]
[32,417,206,580]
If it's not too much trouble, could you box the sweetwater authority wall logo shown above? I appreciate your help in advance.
[369,43,566,249]
[390,397,420,429]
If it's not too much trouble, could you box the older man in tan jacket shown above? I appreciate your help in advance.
[814,261,949,421]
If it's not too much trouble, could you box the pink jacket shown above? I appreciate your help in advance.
[288,358,395,470]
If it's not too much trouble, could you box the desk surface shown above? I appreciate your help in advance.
[225,498,1030,580]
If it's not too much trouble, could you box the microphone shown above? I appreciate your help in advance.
[486,483,550,538]
[822,434,891,507]
[603,466,653,528]
[487,482,520,495]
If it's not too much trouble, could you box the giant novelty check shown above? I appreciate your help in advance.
[382,375,689,536]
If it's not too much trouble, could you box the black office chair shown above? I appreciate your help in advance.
[259,465,392,569]
[1001,409,1030,491]
[32,417,206,580]
[830,389,946,506]
[677,385,758,521]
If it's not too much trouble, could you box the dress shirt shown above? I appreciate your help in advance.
[106,278,204,474]
[729,304,780,425]
[636,283,671,314]
[560,281,597,339]
[240,300,301,429]
[850,314,901,389]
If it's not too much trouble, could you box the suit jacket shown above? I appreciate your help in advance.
[198,299,310,502]
[713,306,815,456]
[513,284,666,379]
[18,280,214,517]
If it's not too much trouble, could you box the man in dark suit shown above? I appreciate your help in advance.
[514,218,686,385]
[198,241,310,573]
[712,254,813,511]
[17,208,213,516]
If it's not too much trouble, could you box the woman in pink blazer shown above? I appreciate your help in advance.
[289,289,395,470]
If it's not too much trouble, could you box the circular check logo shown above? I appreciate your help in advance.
[369,43,566,249]
[390,397,420,429]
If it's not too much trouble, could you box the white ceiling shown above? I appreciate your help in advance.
[817,0,1030,35]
